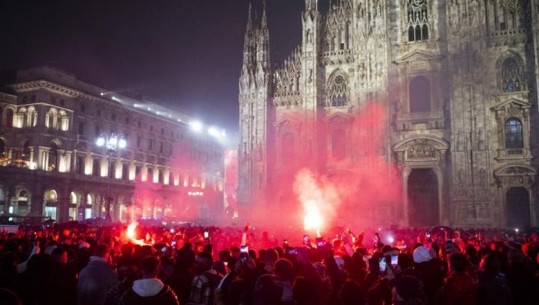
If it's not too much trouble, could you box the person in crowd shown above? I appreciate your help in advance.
[505,247,535,305]
[169,243,196,305]
[104,265,139,305]
[226,252,257,305]
[16,253,56,305]
[436,252,478,305]
[339,278,367,305]
[413,245,443,305]
[189,251,223,305]
[77,243,119,305]
[477,252,512,305]
[392,275,427,305]
[50,246,78,305]
[119,255,179,305]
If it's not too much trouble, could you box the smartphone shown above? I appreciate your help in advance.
[240,245,249,253]
[391,254,398,266]
[203,231,209,239]
[303,235,309,243]
[285,247,298,255]
[379,257,387,274]
[171,241,177,247]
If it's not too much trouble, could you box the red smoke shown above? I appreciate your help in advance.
[238,101,402,239]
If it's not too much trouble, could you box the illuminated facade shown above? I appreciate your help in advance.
[238,0,539,227]
[0,66,225,223]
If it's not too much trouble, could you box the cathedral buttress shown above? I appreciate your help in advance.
[301,0,322,170]
[238,1,272,206]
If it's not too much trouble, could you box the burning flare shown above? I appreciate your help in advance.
[126,222,144,245]
[303,201,323,236]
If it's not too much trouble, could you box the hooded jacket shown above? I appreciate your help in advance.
[119,278,179,305]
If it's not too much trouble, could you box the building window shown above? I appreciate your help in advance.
[92,159,100,176]
[327,73,349,107]
[505,118,523,149]
[407,0,429,42]
[501,57,525,93]
[45,108,58,129]
[409,76,431,113]
[76,157,84,175]
[332,129,346,160]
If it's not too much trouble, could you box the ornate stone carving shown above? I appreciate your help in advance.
[407,144,436,159]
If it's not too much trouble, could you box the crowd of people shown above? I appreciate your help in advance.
[0,222,538,305]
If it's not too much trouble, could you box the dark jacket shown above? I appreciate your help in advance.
[77,257,118,305]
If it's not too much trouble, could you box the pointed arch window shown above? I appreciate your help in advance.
[332,129,346,160]
[501,57,525,93]
[504,118,523,149]
[282,132,295,160]
[46,108,58,129]
[409,76,431,112]
[327,74,349,107]
[27,106,37,127]
[407,0,429,42]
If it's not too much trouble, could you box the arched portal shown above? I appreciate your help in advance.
[43,189,58,220]
[408,168,439,226]
[506,187,530,228]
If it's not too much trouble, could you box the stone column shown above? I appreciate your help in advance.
[402,167,411,226]
[436,166,447,225]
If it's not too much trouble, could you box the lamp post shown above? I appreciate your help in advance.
[96,133,126,221]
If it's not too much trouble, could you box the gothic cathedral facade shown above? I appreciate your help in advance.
[238,0,539,228]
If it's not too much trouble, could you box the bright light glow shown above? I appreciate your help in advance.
[208,127,219,137]
[100,92,105,96]
[127,222,137,240]
[190,120,203,132]
[386,236,394,244]
[303,201,323,232]
[109,136,118,147]
[515,228,519,233]
[118,138,127,149]
[96,137,105,147]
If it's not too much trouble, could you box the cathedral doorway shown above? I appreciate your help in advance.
[506,187,530,228]
[408,168,439,226]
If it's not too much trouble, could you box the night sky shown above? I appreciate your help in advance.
[0,0,308,134]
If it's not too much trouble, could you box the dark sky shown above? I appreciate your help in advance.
[0,0,308,134]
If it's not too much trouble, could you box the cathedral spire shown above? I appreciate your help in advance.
[260,0,268,30]
[305,0,318,11]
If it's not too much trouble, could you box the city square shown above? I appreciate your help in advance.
[1,1,539,304]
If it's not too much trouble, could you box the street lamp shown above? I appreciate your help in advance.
[96,133,126,221]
